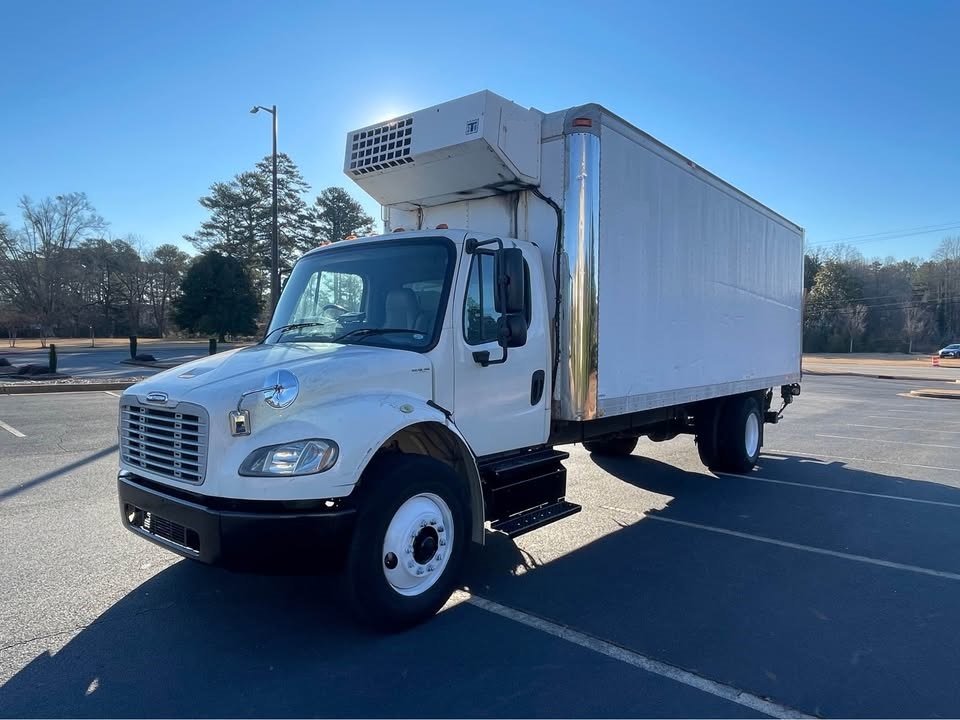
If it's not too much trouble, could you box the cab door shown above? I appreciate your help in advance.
[451,242,550,457]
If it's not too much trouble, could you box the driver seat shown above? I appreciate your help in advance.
[385,289,420,330]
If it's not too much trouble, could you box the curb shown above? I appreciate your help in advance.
[802,369,959,383]
[909,389,960,400]
[0,381,138,395]
[120,359,181,370]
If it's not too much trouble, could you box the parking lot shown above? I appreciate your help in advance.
[3,374,960,717]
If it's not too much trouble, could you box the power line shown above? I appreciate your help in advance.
[808,223,960,248]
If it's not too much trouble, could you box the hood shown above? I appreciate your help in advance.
[126,342,434,411]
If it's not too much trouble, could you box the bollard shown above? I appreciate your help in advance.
[90,326,95,348]
[49,344,57,374]
[129,335,138,360]
[209,338,217,355]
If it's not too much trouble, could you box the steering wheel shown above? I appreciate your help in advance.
[321,303,348,319]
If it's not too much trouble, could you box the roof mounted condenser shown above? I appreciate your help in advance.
[343,91,542,210]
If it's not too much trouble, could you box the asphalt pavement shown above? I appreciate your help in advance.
[2,376,960,717]
[0,342,240,380]
[804,361,960,382]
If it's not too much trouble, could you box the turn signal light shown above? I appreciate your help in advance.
[436,224,448,229]
[572,118,593,127]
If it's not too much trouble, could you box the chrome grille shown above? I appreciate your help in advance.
[120,402,208,484]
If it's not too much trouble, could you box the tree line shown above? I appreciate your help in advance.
[804,238,960,353]
[0,153,373,344]
[3,161,958,353]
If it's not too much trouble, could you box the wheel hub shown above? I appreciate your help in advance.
[381,493,454,597]
[412,527,439,564]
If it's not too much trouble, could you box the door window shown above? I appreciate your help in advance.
[463,253,531,345]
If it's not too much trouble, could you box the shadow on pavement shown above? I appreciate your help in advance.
[466,453,960,718]
[0,446,118,502]
[5,453,960,717]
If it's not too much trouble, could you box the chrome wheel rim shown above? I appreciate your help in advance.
[382,493,454,597]
[745,411,760,459]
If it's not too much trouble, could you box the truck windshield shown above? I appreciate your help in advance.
[265,237,455,352]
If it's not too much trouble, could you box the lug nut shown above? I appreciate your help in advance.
[429,519,437,525]
[427,565,435,572]
[416,568,424,576]
[420,520,427,528]
[407,560,414,569]
[435,554,443,562]
[405,547,412,554]
[437,526,444,533]
[439,539,446,547]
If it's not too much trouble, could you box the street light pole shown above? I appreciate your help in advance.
[250,104,280,313]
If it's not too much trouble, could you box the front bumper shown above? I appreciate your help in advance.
[118,473,356,567]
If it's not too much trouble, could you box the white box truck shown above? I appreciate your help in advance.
[117,90,803,630]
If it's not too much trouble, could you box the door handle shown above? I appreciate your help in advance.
[530,370,545,405]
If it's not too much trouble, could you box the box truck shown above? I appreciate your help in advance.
[117,91,803,630]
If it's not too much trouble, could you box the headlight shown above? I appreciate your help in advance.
[239,439,339,476]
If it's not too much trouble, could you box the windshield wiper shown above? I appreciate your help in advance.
[263,322,331,342]
[332,328,423,344]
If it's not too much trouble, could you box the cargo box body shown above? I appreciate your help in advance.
[350,92,804,423]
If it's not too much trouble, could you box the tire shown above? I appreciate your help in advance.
[695,400,723,470]
[583,436,638,456]
[345,454,471,632]
[714,395,763,473]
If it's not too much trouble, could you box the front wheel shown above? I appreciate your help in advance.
[345,454,470,632]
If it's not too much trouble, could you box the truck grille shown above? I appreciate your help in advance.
[125,503,201,554]
[120,402,208,484]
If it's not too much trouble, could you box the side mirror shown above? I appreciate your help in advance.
[498,313,527,348]
[495,248,526,316]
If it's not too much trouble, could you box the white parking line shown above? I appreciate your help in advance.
[848,423,960,435]
[0,419,25,438]
[816,433,960,450]
[103,391,121,398]
[644,515,960,582]
[461,592,812,719]
[719,472,960,509]
[764,450,960,474]
[865,415,960,425]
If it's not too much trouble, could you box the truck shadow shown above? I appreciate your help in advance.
[5,452,960,717]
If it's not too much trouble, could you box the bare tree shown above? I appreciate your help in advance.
[144,244,189,336]
[903,304,930,354]
[0,194,105,342]
[843,304,868,353]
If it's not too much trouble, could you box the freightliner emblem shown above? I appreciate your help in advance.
[145,392,168,403]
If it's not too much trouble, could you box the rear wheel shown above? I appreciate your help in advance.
[715,395,763,473]
[695,400,723,470]
[583,436,639,456]
[345,454,470,632]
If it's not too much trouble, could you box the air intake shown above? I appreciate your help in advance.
[348,117,415,175]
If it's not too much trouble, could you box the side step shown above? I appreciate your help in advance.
[490,500,582,539]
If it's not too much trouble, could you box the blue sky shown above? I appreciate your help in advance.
[1,0,957,260]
